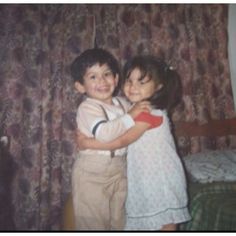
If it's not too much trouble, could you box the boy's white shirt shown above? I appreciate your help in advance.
[76,96,135,156]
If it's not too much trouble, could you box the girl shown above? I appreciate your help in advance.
[78,55,191,231]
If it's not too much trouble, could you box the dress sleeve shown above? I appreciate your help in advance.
[134,112,163,129]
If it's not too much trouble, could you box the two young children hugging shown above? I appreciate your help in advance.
[71,48,190,231]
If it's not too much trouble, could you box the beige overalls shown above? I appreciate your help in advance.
[72,96,134,230]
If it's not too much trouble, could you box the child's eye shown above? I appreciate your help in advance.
[125,78,132,84]
[104,71,112,77]
[139,77,151,84]
[89,75,96,80]
[139,80,145,85]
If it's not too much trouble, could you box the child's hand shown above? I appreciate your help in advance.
[128,101,151,119]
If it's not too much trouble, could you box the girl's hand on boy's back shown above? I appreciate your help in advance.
[128,101,151,119]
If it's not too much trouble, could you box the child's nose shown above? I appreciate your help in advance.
[98,75,107,83]
[130,83,138,90]
[98,76,106,84]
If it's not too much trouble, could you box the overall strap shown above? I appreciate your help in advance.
[99,105,115,158]
[99,105,109,120]
[115,97,126,114]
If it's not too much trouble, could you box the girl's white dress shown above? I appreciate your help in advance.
[125,109,191,230]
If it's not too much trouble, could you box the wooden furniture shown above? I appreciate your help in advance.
[174,118,236,138]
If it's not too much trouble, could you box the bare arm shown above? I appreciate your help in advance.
[77,121,150,151]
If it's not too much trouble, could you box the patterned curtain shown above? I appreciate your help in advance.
[94,4,236,155]
[0,4,235,230]
[0,4,94,230]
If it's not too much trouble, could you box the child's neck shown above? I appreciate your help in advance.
[88,96,114,105]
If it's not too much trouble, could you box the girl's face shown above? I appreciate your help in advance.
[123,67,160,103]
[75,63,118,104]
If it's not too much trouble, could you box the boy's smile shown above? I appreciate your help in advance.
[75,63,119,104]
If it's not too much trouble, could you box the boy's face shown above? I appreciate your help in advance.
[75,63,118,104]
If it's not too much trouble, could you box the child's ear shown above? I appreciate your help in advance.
[74,81,86,94]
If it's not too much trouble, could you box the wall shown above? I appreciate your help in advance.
[228,4,236,110]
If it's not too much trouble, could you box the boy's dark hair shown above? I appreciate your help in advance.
[71,48,121,84]
[123,55,182,113]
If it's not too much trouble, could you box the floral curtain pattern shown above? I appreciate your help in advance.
[0,4,235,230]
[94,4,236,155]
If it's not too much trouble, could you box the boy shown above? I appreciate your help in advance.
[70,48,149,230]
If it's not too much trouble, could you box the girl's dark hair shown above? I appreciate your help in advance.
[123,55,182,112]
[71,48,121,84]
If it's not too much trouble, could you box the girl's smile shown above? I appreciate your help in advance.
[123,68,158,103]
